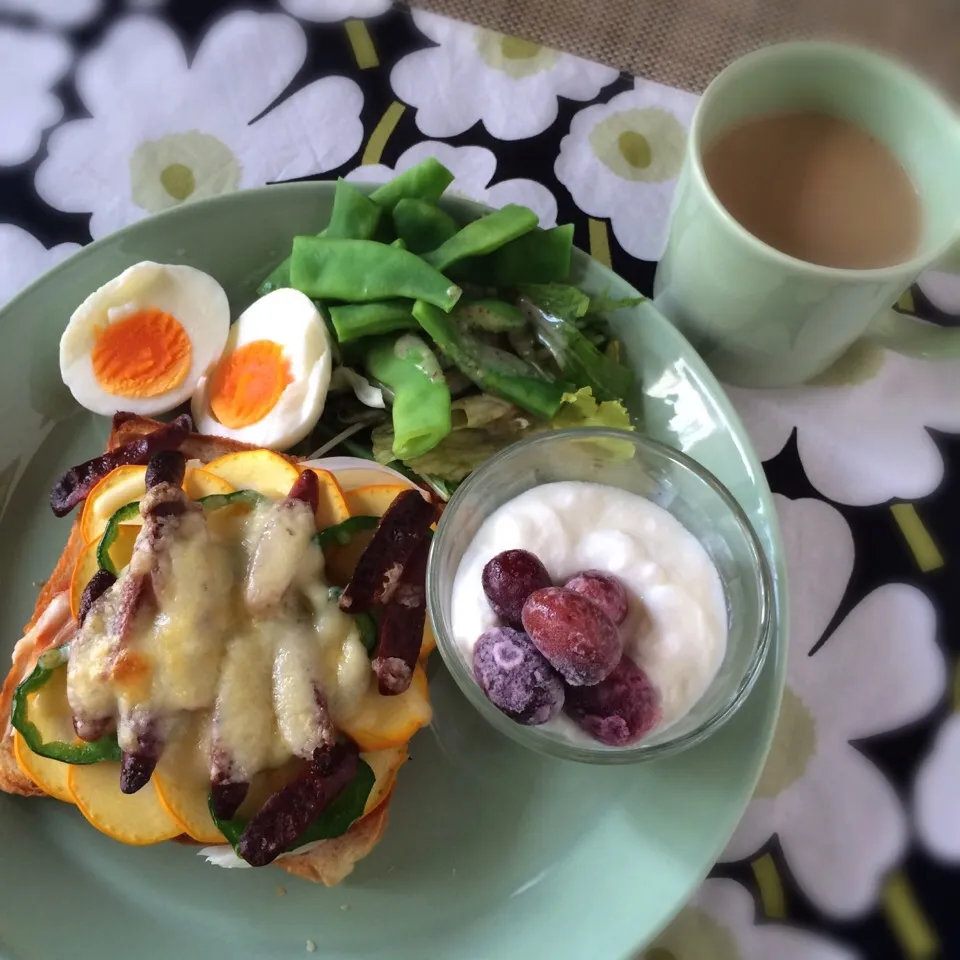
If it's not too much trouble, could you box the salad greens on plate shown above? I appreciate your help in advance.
[258,158,640,498]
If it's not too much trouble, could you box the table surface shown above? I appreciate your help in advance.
[0,1,958,958]
[420,0,960,100]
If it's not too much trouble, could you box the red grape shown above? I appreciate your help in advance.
[521,587,622,686]
[482,549,551,627]
[472,627,565,725]
[564,655,662,746]
[564,570,629,625]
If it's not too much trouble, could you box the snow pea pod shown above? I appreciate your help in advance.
[257,258,291,296]
[257,179,383,296]
[391,198,458,254]
[291,237,462,311]
[326,178,382,240]
[329,300,417,343]
[369,157,454,210]
[519,286,634,402]
[453,299,525,332]
[412,300,564,420]
[365,334,452,460]
[449,223,574,286]
[423,204,538,272]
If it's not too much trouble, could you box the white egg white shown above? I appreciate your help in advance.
[59,261,230,417]
[191,288,332,451]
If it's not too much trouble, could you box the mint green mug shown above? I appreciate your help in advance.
[653,42,960,387]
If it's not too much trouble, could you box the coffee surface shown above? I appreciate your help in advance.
[702,111,921,269]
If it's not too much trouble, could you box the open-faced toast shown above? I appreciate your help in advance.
[0,413,431,885]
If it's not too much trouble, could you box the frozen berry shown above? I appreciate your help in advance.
[521,587,621,686]
[564,570,629,626]
[472,627,564,725]
[564,655,662,746]
[482,549,551,627]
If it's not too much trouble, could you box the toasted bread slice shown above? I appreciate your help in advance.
[0,414,397,884]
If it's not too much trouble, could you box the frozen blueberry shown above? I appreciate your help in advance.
[564,655,662,746]
[472,626,565,725]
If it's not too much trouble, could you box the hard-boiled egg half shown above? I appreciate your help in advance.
[192,288,332,450]
[60,262,230,416]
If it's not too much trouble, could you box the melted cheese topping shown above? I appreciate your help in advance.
[66,492,370,782]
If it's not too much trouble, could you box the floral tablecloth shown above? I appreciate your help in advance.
[1,1,957,957]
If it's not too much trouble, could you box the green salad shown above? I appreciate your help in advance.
[259,156,640,499]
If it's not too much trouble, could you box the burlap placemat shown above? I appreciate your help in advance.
[414,0,960,98]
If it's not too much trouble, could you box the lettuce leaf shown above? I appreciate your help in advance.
[371,393,531,482]
[550,387,633,431]
[371,388,633,482]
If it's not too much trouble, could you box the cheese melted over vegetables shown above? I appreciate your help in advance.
[66,497,371,779]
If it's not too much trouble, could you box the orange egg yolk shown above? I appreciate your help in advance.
[91,308,192,397]
[208,340,293,429]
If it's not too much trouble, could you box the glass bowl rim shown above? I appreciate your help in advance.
[426,426,776,764]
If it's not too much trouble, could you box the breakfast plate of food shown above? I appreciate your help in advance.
[0,162,786,959]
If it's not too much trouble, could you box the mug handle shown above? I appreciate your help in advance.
[865,242,960,358]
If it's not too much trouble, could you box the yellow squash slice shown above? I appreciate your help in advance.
[69,526,139,620]
[340,667,432,752]
[302,467,350,530]
[80,464,234,543]
[12,667,75,803]
[203,449,299,500]
[67,762,182,845]
[153,712,224,844]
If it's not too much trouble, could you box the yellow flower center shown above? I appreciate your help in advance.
[590,108,686,183]
[618,130,652,169]
[500,36,542,59]
[160,163,196,201]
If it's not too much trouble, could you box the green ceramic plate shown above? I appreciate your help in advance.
[0,184,786,960]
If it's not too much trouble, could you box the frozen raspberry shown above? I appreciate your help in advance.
[521,587,622,686]
[482,549,551,627]
[472,626,564,725]
[564,655,662,746]
[564,570,629,626]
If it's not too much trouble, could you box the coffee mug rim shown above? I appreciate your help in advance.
[688,40,960,280]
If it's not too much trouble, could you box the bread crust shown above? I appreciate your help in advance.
[0,414,394,883]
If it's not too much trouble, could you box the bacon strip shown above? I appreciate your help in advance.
[237,742,359,867]
[49,414,191,517]
[213,471,324,810]
[372,537,429,696]
[338,490,436,614]
[210,769,250,821]
[113,452,192,794]
[77,569,116,626]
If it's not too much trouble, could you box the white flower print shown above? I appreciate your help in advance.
[35,12,364,239]
[914,714,960,861]
[347,141,557,227]
[0,0,101,28]
[725,347,960,506]
[0,223,79,307]
[555,78,698,261]
[391,10,618,141]
[279,0,392,21]
[641,878,858,960]
[0,26,71,167]
[720,496,944,919]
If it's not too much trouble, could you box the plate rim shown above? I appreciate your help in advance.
[0,180,788,957]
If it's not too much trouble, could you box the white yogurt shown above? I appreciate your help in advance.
[450,481,728,736]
